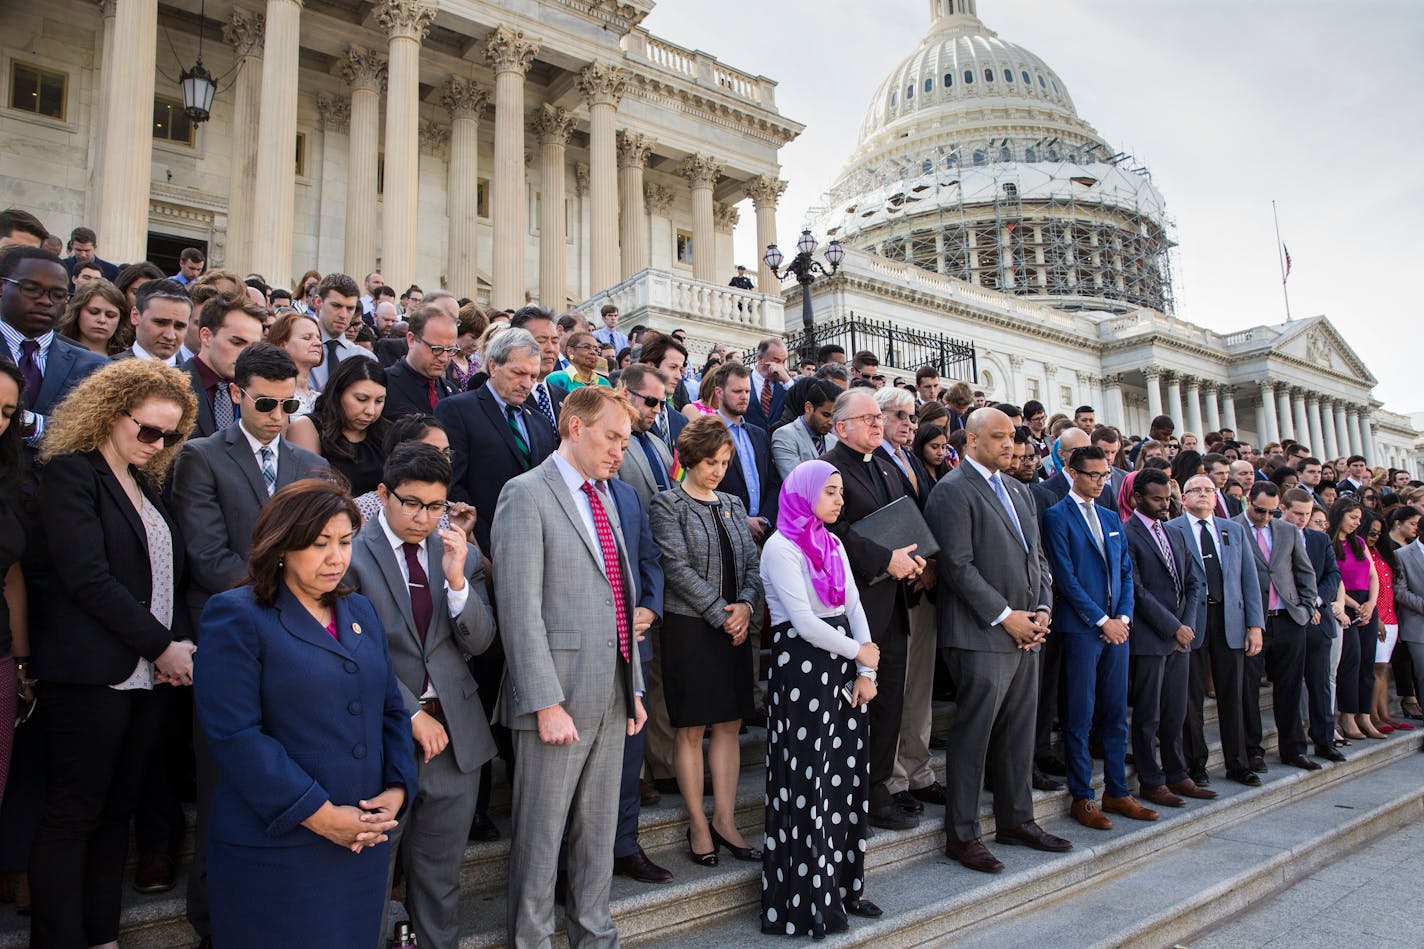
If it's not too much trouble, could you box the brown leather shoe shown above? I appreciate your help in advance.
[944,837,1004,874]
[639,778,661,807]
[995,820,1073,852]
[1102,795,1160,822]
[1071,798,1112,830]
[1139,785,1185,808]
[133,853,176,894]
[1168,778,1219,800]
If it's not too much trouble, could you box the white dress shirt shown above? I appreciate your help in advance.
[237,424,280,481]
[130,340,179,366]
[760,532,874,676]
[377,509,469,700]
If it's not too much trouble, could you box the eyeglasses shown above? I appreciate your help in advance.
[2,277,69,305]
[390,489,450,518]
[241,389,302,414]
[126,412,185,448]
[627,391,662,409]
[1184,486,1214,495]
[418,336,461,356]
[884,410,912,422]
[1251,505,1277,518]
[570,343,600,353]
[1071,468,1109,482]
[842,413,884,428]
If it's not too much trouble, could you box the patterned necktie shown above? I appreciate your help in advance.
[896,446,919,495]
[1152,520,1180,594]
[760,378,773,416]
[17,339,42,398]
[259,445,276,496]
[427,379,439,410]
[1256,526,1280,609]
[813,433,826,455]
[212,383,235,430]
[505,404,531,468]
[580,481,631,661]
[533,383,557,429]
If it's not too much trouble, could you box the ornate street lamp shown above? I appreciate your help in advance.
[179,0,217,124]
[764,229,844,360]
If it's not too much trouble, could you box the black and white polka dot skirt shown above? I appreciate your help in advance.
[761,617,868,939]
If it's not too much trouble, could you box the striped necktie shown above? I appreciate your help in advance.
[259,446,276,495]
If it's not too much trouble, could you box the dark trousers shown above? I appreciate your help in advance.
[1033,628,1063,762]
[1063,631,1130,800]
[1304,624,1336,752]
[186,704,218,939]
[1130,648,1190,789]
[867,609,910,811]
[1406,641,1424,706]
[614,662,649,859]
[1245,614,1307,760]
[29,683,164,949]
[1335,593,1376,714]
[134,685,190,857]
[1391,643,1417,699]
[1184,604,1248,775]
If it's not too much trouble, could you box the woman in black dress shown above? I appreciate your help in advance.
[289,355,389,495]
[759,459,882,938]
[648,415,764,866]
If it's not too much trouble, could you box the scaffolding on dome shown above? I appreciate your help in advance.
[816,140,1177,315]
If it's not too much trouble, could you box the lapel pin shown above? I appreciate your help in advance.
[352,622,362,635]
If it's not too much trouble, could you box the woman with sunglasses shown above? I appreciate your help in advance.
[27,360,199,948]
[289,356,390,496]
[1329,498,1387,742]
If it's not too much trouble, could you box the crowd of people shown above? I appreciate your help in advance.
[1,205,1422,948]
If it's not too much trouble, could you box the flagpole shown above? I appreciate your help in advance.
[1272,200,1292,322]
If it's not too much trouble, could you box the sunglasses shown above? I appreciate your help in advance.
[241,389,302,414]
[1251,505,1277,517]
[627,392,662,409]
[126,412,185,448]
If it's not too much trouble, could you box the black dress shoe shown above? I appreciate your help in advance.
[133,853,176,894]
[196,940,213,949]
[1226,768,1263,787]
[1035,755,1067,776]
[1315,746,1347,762]
[1283,754,1322,771]
[469,812,500,842]
[614,846,674,883]
[1032,767,1064,792]
[844,897,883,918]
[710,826,762,862]
[1248,756,1269,774]
[891,790,924,813]
[995,820,1073,853]
[1189,768,1211,787]
[869,804,919,830]
[744,708,767,729]
[929,734,947,750]
[909,781,948,806]
[944,837,1004,874]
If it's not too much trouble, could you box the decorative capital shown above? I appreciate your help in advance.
[222,9,265,56]
[714,203,740,232]
[1042,363,1058,379]
[441,77,489,121]
[485,25,539,76]
[644,183,674,215]
[579,61,627,108]
[616,131,655,170]
[574,162,590,197]
[532,104,574,147]
[375,0,436,42]
[418,120,450,157]
[678,153,723,190]
[96,0,117,18]
[316,94,350,134]
[746,175,787,211]
[1142,366,1161,380]
[1199,379,1217,393]
[1181,374,1200,391]
[340,45,388,94]
[1008,354,1025,371]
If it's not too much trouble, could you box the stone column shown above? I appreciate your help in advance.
[1254,399,1269,448]
[617,132,654,280]
[1275,386,1293,445]
[1165,372,1184,430]
[580,62,626,294]
[1202,380,1221,433]
[248,0,303,285]
[1334,401,1351,457]
[1306,395,1326,459]
[1221,385,1239,433]
[339,46,386,279]
[221,10,265,277]
[97,0,158,264]
[1291,388,1309,447]
[679,154,723,284]
[90,0,119,226]
[747,175,788,294]
[1183,376,1203,437]
[1259,381,1281,444]
[1103,374,1126,428]
[376,1,434,290]
[442,78,488,301]
[1322,399,1340,459]
[1144,367,1163,420]
[532,105,573,310]
[486,26,539,308]
[1347,407,1364,459]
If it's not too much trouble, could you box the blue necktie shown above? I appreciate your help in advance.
[990,472,1027,550]
[637,433,670,490]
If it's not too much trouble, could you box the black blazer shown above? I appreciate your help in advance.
[743,377,788,431]
[1032,469,1071,522]
[35,451,191,684]
[875,444,932,510]
[382,357,457,421]
[375,338,408,368]
[716,417,779,526]
[824,441,911,632]
[1125,514,1204,655]
[182,356,227,439]
[435,385,558,552]
[0,332,107,418]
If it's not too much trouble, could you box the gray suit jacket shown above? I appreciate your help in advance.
[1169,514,1266,650]
[648,485,763,626]
[617,431,673,512]
[492,455,645,731]
[770,420,836,481]
[171,426,329,626]
[344,518,498,774]
[1392,541,1424,644]
[1232,514,1318,627]
[926,461,1053,652]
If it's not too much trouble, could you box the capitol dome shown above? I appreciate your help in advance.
[820,0,1176,315]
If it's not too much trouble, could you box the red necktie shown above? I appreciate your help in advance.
[1215,493,1227,519]
[760,378,773,416]
[427,379,439,409]
[580,481,631,661]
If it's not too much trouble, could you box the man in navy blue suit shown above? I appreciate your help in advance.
[712,362,778,536]
[743,336,790,432]
[1042,446,1158,830]
[1280,487,1344,763]
[1124,468,1214,809]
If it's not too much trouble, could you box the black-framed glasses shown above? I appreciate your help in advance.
[2,277,69,305]
[627,391,662,409]
[390,489,450,517]
[417,336,461,356]
[240,389,302,414]
[1071,468,1109,483]
[126,412,184,447]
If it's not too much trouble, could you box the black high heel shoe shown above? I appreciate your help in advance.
[710,825,762,862]
[686,828,718,867]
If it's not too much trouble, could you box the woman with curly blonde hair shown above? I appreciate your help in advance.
[29,359,200,949]
[55,279,130,357]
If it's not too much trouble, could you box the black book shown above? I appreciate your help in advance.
[848,496,941,584]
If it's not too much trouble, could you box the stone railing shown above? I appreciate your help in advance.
[578,268,784,347]
[621,29,777,109]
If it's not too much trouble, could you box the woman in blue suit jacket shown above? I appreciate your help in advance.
[194,479,418,949]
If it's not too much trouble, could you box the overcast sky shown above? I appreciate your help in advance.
[641,0,1424,413]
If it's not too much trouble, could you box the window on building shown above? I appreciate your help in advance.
[377,155,384,195]
[981,369,995,393]
[676,229,694,267]
[964,70,974,85]
[923,77,932,94]
[943,73,953,88]
[153,96,194,146]
[1059,385,1072,407]
[890,91,897,108]
[1027,378,1041,400]
[294,132,306,177]
[9,61,66,120]
[1038,74,1046,88]
[476,178,490,218]
[906,84,913,100]
[984,68,994,82]
[1004,69,1013,82]
[1022,70,1031,84]
[922,159,932,174]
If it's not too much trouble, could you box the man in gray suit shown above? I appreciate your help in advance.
[494,386,649,948]
[617,364,675,509]
[926,408,1071,874]
[1234,481,1320,772]
[770,379,837,479]
[1391,529,1424,702]
[346,444,497,949]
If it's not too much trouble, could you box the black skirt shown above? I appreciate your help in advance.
[762,616,868,939]
[660,611,755,727]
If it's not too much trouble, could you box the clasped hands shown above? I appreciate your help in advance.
[722,602,752,646]
[154,639,196,687]
[1003,609,1052,650]
[887,543,927,582]
[303,788,406,854]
